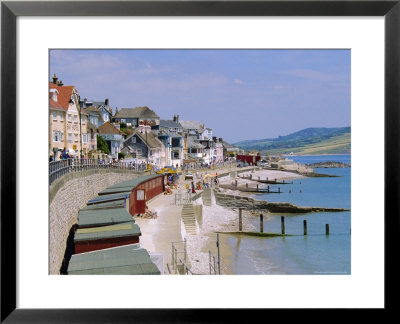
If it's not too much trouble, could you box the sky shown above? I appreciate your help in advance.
[50,49,350,143]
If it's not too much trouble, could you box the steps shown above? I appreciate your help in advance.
[181,204,198,235]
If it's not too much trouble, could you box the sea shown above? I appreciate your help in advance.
[225,154,351,275]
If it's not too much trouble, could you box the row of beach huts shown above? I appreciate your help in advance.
[67,174,166,275]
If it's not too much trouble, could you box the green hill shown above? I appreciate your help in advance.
[233,127,351,155]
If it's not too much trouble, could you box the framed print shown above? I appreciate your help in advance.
[1,0,399,322]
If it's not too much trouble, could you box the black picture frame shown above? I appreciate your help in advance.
[1,0,399,322]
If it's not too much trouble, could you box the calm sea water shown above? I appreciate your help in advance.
[226,154,351,275]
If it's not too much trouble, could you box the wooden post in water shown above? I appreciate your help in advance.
[239,208,242,231]
[267,186,270,193]
[325,224,330,235]
[275,178,277,183]
[303,220,307,235]
[250,174,252,180]
[235,180,237,188]
[260,214,264,233]
[246,183,248,189]
[278,187,280,193]
[217,233,221,274]
[257,184,259,191]
[281,216,285,235]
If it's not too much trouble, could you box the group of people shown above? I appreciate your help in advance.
[186,173,219,194]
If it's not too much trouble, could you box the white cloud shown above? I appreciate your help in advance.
[233,79,243,84]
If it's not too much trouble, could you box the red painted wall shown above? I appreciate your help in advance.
[237,155,260,164]
[74,235,140,254]
[129,175,164,216]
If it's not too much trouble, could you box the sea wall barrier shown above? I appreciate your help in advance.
[49,169,144,274]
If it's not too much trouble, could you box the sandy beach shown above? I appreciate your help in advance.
[134,166,305,275]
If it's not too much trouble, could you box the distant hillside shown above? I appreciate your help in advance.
[234,127,351,155]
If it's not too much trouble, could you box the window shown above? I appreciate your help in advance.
[53,131,61,142]
[52,112,57,121]
[74,115,78,123]
[82,116,86,124]
[60,114,64,122]
[68,114,72,122]
[137,190,145,200]
[74,134,78,142]
[82,134,88,143]
[68,133,72,143]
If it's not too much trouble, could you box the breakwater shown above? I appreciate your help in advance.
[306,161,351,168]
[214,190,349,213]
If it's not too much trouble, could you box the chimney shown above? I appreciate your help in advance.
[176,115,179,123]
[213,136,217,142]
[173,115,176,122]
[219,138,223,143]
[105,98,109,106]
[57,80,63,86]
[52,74,58,84]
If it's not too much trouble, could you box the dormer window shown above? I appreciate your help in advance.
[50,89,58,102]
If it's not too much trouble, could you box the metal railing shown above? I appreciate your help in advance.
[169,239,196,275]
[49,158,148,185]
[174,191,193,205]
[208,251,219,275]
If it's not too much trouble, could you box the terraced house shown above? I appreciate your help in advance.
[49,75,84,159]
[113,106,160,127]
[152,115,184,167]
[122,124,165,167]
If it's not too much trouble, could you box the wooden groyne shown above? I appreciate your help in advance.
[238,174,294,184]
[218,183,282,193]
[214,190,350,213]
[260,167,340,178]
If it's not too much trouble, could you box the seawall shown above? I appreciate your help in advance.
[49,169,145,275]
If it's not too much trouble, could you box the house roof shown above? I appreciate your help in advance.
[49,82,75,111]
[222,140,238,151]
[132,130,164,149]
[159,119,182,129]
[187,137,205,149]
[180,120,204,131]
[114,107,159,119]
[98,122,124,135]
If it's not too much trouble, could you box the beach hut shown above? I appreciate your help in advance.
[97,174,164,216]
[74,221,141,254]
[77,207,134,228]
[67,244,161,275]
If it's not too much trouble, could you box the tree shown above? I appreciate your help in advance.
[97,135,110,154]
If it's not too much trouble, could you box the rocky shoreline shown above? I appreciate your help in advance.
[214,189,350,213]
[306,161,351,168]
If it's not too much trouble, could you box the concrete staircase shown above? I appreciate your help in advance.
[202,189,213,206]
[181,204,198,235]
